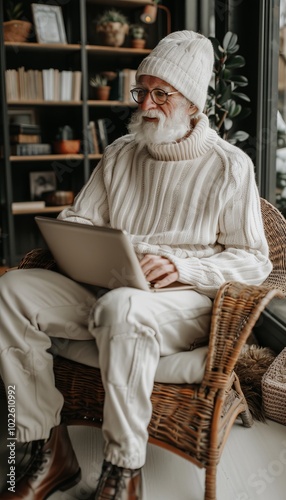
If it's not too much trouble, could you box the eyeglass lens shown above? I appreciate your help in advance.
[131,88,169,105]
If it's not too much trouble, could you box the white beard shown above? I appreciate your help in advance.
[127,104,192,147]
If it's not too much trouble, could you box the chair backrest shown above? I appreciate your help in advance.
[260,197,286,295]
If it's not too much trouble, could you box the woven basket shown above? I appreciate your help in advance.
[262,348,286,425]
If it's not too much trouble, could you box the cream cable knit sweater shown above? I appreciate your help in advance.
[59,113,272,298]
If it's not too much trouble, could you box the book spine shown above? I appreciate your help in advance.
[97,119,108,153]
[6,68,82,102]
[9,144,52,155]
[10,134,41,144]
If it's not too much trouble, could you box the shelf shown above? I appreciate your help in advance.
[87,0,148,7]
[7,100,136,107]
[86,45,151,56]
[8,101,83,106]
[89,153,103,159]
[87,99,137,106]
[9,154,85,162]
[5,42,81,52]
[12,205,70,215]
[9,154,104,162]
[5,42,151,56]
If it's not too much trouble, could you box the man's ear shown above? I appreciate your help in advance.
[188,103,198,116]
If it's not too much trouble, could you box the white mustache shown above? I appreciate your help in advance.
[141,110,164,120]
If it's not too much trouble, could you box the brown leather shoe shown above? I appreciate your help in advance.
[0,424,81,499]
[94,460,142,500]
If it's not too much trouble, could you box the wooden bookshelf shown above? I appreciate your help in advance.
[0,0,158,266]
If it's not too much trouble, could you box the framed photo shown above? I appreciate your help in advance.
[30,171,56,201]
[32,4,67,44]
[8,108,37,126]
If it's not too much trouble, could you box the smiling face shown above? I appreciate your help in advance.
[128,75,198,146]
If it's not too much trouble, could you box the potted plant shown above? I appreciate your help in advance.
[129,24,147,49]
[95,9,129,47]
[53,125,81,154]
[89,74,111,100]
[206,31,251,145]
[3,1,32,43]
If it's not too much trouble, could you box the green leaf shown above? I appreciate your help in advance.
[226,55,246,68]
[223,32,238,52]
[229,104,242,118]
[229,131,249,143]
[224,118,233,130]
[232,92,251,102]
[209,37,224,59]
[231,75,248,87]
[236,107,252,119]
[218,85,233,105]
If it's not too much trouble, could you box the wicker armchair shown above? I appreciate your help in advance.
[2,198,286,500]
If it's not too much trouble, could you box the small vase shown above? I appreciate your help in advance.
[131,39,146,49]
[94,86,111,100]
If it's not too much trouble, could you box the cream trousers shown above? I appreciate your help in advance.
[0,268,212,469]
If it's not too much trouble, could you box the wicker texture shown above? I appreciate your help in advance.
[262,348,286,425]
[1,198,285,500]
[261,198,286,294]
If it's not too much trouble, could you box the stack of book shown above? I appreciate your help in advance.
[86,120,109,154]
[6,123,51,156]
[86,121,99,154]
[5,67,82,102]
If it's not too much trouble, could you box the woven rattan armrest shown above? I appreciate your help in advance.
[203,281,284,384]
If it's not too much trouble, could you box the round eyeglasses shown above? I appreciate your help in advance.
[130,88,180,106]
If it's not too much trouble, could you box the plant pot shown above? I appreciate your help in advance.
[96,22,129,47]
[94,86,111,100]
[3,20,32,43]
[53,140,81,154]
[41,190,74,206]
[131,39,146,49]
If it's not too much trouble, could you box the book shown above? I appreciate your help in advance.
[97,119,109,152]
[109,70,124,101]
[8,124,41,135]
[9,143,52,156]
[5,68,82,102]
[42,68,54,101]
[122,69,137,103]
[72,71,82,101]
[88,121,99,154]
[10,134,41,144]
[61,70,73,101]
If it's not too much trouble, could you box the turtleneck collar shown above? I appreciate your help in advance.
[146,113,218,162]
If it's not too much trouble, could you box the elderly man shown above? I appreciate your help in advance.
[0,31,271,500]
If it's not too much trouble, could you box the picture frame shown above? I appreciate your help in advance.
[32,4,67,44]
[30,171,57,201]
[8,108,37,126]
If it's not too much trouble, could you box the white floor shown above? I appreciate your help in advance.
[0,414,285,500]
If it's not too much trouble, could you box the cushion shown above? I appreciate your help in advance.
[50,339,208,384]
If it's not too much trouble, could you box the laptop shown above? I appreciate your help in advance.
[35,216,194,293]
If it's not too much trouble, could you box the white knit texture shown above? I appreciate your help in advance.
[136,30,214,112]
[59,113,272,298]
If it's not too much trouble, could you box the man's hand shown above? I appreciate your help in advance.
[140,254,179,289]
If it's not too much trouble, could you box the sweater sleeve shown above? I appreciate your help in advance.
[167,152,272,298]
[57,157,110,225]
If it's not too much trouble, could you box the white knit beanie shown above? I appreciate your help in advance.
[136,30,214,113]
